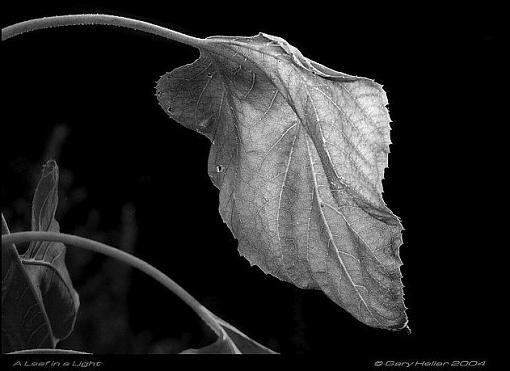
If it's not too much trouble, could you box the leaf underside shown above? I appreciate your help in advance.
[1,161,79,353]
[157,33,407,330]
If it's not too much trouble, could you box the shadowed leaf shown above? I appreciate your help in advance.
[157,32,407,330]
[2,215,53,352]
[1,161,79,353]
[21,160,80,343]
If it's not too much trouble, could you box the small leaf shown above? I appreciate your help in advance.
[1,161,80,353]
[157,33,407,329]
[31,160,58,232]
[22,160,80,343]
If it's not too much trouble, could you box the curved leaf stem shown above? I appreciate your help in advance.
[1,14,207,49]
[7,348,90,354]
[1,231,223,337]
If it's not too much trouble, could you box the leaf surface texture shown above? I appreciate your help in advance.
[1,161,80,352]
[157,33,406,329]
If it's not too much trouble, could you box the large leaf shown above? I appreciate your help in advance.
[1,161,80,353]
[157,33,407,329]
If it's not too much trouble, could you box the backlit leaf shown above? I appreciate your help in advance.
[157,33,407,330]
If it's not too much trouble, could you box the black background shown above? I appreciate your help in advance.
[1,1,501,368]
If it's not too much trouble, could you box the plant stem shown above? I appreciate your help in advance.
[8,349,90,354]
[1,14,207,49]
[1,231,223,337]
[1,213,12,236]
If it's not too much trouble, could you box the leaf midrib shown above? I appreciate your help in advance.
[206,40,384,204]
[304,135,381,326]
[203,41,390,321]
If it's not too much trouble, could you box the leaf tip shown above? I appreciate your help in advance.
[41,159,58,177]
